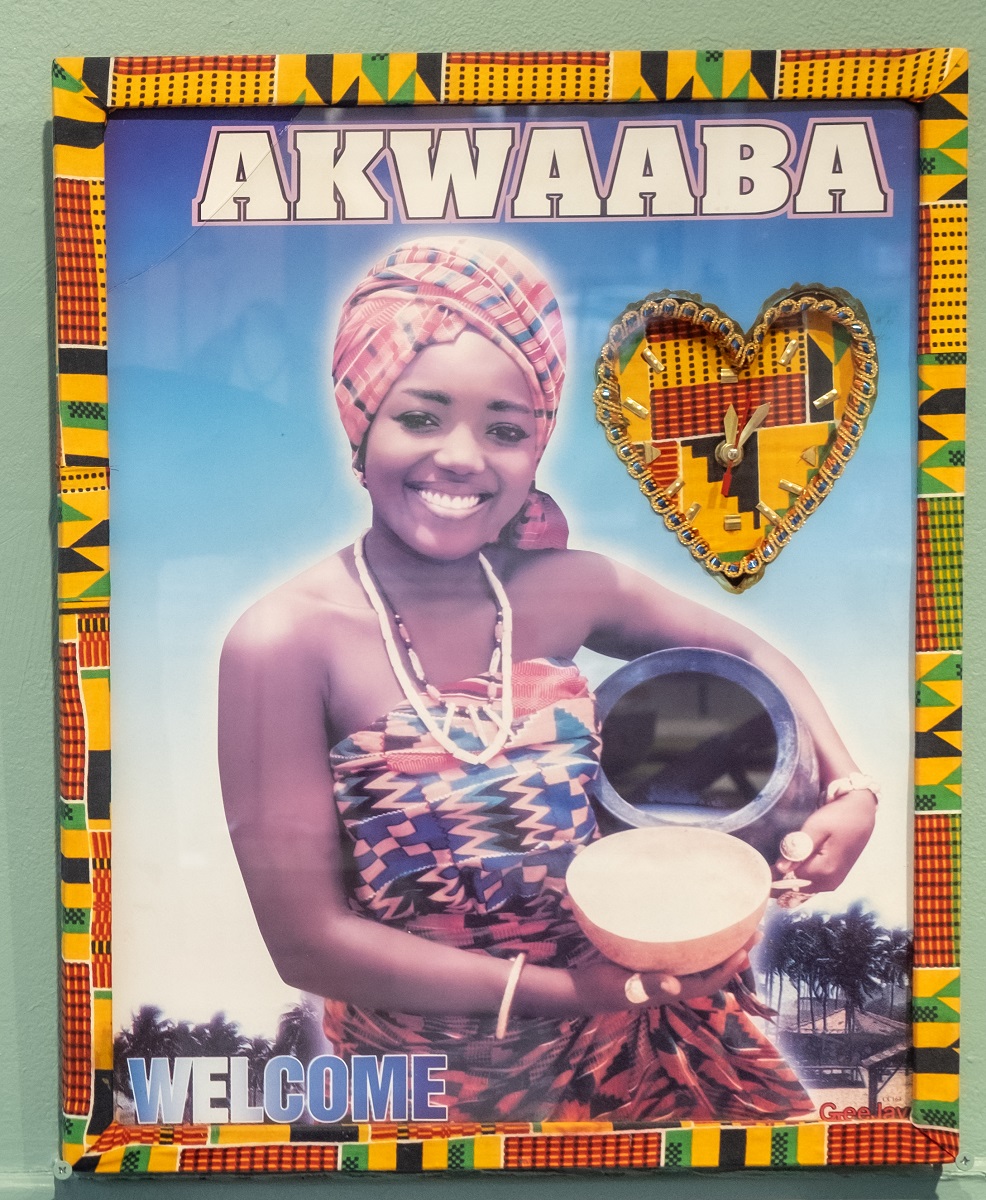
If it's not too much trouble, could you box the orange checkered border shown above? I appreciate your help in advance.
[52,45,966,1172]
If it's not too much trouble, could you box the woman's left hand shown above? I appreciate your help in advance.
[774,790,877,894]
[666,933,762,1002]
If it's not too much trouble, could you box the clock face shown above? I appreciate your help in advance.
[594,286,878,591]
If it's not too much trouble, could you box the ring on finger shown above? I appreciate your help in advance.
[624,973,651,1005]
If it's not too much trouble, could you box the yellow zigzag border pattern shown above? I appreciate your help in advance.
[52,46,966,1172]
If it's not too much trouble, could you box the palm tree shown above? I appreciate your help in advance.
[795,911,831,1030]
[776,913,813,1025]
[115,1008,259,1116]
[814,916,840,1033]
[823,903,888,1058]
[245,1035,273,1106]
[113,1005,177,1101]
[119,1005,175,1057]
[756,910,793,1014]
[190,1012,247,1059]
[785,921,807,1025]
[273,1001,320,1061]
[171,1019,198,1058]
[880,928,912,1018]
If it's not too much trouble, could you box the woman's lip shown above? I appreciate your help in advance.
[407,485,493,518]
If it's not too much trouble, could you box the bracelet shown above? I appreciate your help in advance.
[495,952,527,1040]
[824,772,881,805]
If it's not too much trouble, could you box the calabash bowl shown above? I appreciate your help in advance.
[566,826,772,977]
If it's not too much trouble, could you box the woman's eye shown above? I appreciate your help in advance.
[489,423,531,444]
[394,411,439,432]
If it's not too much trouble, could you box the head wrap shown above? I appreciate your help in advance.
[332,237,568,549]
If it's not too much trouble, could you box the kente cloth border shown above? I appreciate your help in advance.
[52,45,966,1173]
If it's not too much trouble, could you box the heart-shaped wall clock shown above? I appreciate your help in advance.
[593,286,877,591]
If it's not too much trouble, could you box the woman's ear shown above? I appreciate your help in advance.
[352,431,369,485]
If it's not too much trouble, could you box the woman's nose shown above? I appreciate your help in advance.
[433,423,485,473]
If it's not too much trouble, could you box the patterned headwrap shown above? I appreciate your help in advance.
[332,237,568,549]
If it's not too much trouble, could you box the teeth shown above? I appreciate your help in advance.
[417,489,483,511]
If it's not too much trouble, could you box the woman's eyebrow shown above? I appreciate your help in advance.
[488,398,534,415]
[403,387,451,405]
[401,389,532,416]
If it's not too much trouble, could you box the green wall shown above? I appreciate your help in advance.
[3,0,984,1196]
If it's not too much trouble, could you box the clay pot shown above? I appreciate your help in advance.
[594,647,819,863]
[566,826,771,976]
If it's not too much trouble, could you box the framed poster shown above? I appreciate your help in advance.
[53,48,966,1175]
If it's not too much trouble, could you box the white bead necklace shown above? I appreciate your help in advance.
[353,532,515,766]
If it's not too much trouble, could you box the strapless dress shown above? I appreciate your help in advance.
[326,657,811,1123]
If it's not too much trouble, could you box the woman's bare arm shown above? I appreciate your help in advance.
[218,592,736,1017]
[219,598,510,1013]
[572,552,877,892]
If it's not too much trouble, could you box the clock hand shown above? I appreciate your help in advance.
[720,401,770,499]
[724,403,738,447]
[736,402,770,447]
[720,400,747,499]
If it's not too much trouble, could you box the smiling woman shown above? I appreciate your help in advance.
[363,332,540,561]
[217,236,876,1123]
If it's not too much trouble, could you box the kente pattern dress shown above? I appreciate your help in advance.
[327,657,813,1123]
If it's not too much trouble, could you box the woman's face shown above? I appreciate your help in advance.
[363,331,539,561]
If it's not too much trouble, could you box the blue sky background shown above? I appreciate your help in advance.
[104,101,917,1034]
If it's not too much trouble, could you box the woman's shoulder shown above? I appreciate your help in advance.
[488,544,623,592]
[222,546,367,663]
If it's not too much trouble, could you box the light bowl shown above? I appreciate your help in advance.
[566,826,771,976]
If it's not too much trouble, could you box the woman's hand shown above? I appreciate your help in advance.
[551,938,757,1015]
[648,942,755,1004]
[774,790,877,894]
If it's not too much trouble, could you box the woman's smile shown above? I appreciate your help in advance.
[408,485,491,518]
[362,331,539,559]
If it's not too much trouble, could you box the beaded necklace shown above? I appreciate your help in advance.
[353,532,515,766]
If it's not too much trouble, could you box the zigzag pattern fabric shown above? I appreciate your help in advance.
[327,658,811,1122]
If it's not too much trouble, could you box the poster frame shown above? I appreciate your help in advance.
[52,46,967,1174]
